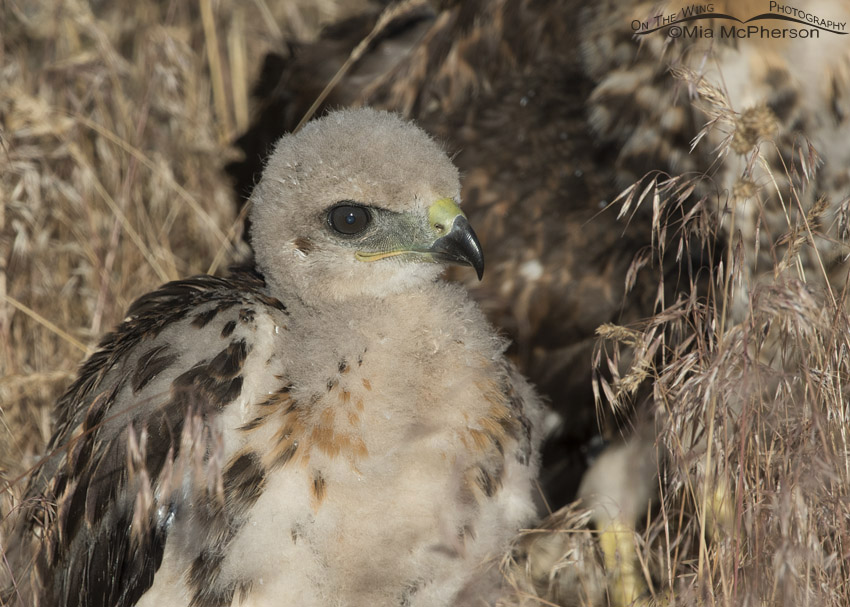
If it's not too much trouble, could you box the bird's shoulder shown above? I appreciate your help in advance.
[14,269,290,607]
[47,269,288,450]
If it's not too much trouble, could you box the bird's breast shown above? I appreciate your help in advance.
[141,290,536,607]
[204,314,529,605]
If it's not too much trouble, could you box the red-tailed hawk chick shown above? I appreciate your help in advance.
[5,108,544,607]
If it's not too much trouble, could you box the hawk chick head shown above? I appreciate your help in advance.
[249,108,483,302]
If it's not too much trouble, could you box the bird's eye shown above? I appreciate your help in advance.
[328,204,371,235]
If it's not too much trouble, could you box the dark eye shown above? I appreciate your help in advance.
[328,204,371,235]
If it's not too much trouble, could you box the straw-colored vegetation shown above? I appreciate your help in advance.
[2,1,848,606]
[579,62,850,604]
[0,0,371,490]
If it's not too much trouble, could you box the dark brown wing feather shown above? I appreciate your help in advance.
[6,270,285,607]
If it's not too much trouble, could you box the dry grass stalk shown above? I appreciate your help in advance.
[292,0,430,132]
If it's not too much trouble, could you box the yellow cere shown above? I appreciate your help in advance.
[428,197,464,235]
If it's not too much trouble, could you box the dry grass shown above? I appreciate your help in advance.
[0,0,371,511]
[1,1,849,606]
[588,67,850,606]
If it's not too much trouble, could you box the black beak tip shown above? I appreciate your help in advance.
[459,217,484,280]
[472,253,485,281]
[431,215,485,280]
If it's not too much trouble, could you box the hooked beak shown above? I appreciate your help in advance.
[426,213,484,280]
[354,197,485,280]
